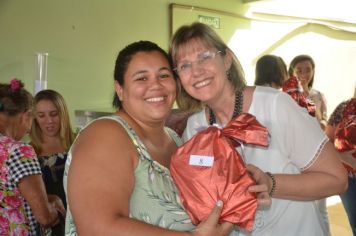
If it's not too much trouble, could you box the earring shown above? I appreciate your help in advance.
[226,70,231,80]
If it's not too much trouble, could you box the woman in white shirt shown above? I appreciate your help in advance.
[169,22,347,236]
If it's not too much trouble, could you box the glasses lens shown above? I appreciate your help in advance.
[176,51,221,76]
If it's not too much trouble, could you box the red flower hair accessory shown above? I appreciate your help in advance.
[10,79,21,92]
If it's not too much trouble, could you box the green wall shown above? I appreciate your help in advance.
[0,0,247,127]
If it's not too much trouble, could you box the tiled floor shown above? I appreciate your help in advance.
[327,196,353,236]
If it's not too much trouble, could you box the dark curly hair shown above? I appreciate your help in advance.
[0,79,33,116]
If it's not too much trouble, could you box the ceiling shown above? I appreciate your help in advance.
[242,0,356,24]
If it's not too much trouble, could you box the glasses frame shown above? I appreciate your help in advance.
[174,50,222,76]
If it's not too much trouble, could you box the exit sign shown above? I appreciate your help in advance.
[198,15,220,29]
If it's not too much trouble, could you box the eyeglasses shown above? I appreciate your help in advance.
[174,51,222,76]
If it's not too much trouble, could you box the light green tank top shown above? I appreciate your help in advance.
[63,115,194,235]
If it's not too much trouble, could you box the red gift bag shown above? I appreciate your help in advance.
[170,113,269,231]
[335,98,356,172]
[282,76,316,116]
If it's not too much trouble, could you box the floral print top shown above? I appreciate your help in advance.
[38,152,67,206]
[0,134,42,235]
[328,100,348,127]
[38,152,67,236]
[63,116,194,236]
[328,98,355,178]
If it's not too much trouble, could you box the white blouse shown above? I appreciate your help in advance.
[183,86,329,236]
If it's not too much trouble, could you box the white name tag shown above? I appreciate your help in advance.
[189,155,214,167]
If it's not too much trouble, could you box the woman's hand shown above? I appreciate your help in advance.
[191,201,233,236]
[48,194,66,217]
[246,164,272,207]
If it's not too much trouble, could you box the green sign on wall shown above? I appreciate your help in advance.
[198,15,220,29]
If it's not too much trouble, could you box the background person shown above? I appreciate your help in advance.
[169,22,347,236]
[30,89,75,235]
[254,54,287,89]
[288,54,327,129]
[0,79,65,235]
[288,54,330,231]
[325,88,356,236]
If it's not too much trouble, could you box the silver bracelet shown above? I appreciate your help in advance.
[266,172,276,197]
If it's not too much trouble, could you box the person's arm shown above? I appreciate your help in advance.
[245,142,347,201]
[325,124,336,142]
[271,141,347,200]
[10,143,64,227]
[18,175,62,227]
[257,92,348,201]
[246,165,271,207]
[68,119,232,236]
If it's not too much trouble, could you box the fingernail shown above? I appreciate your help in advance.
[216,200,223,207]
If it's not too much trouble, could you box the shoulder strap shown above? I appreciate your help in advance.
[164,127,183,147]
[99,115,148,159]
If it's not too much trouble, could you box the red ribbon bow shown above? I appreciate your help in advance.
[170,113,269,231]
[282,76,316,116]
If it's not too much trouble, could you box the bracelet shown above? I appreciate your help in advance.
[266,172,276,197]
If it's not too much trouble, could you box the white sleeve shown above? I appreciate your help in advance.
[181,127,191,143]
[182,115,199,142]
[272,92,328,170]
[182,110,208,143]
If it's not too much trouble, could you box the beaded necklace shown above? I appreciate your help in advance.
[209,90,244,125]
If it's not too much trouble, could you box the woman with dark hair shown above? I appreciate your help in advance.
[254,55,287,89]
[289,54,327,129]
[0,79,65,235]
[30,89,75,235]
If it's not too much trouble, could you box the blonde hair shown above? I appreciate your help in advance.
[30,90,74,154]
[169,22,246,113]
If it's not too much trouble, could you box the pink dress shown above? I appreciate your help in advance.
[0,134,42,235]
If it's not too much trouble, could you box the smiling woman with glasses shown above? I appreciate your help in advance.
[169,22,348,236]
[174,50,222,76]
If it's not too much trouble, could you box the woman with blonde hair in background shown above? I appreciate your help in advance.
[30,89,74,235]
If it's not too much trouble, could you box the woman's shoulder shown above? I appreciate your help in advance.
[80,115,128,135]
[252,85,284,97]
[251,86,290,106]
[76,115,138,151]
[1,135,35,153]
